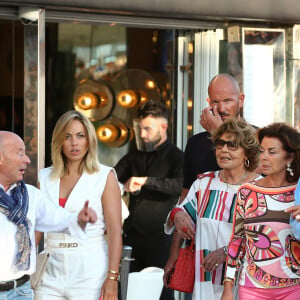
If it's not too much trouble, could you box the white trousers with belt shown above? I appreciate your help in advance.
[34,233,108,300]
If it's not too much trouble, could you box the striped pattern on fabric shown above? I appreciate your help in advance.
[183,187,236,223]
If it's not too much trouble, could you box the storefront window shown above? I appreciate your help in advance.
[45,23,175,166]
[242,28,286,127]
[0,20,24,135]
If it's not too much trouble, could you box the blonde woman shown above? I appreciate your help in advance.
[35,110,122,300]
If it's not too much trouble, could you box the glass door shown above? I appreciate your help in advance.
[242,28,287,127]
[176,29,223,150]
[176,31,194,150]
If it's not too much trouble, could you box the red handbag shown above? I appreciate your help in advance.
[166,239,195,293]
[166,172,215,293]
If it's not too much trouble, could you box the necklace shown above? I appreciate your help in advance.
[221,170,248,185]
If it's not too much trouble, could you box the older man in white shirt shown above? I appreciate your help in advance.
[0,131,97,299]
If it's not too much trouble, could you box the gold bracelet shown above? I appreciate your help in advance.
[107,275,118,281]
[223,278,234,285]
[108,269,119,274]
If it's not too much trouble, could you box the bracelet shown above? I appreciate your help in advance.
[107,275,119,281]
[223,246,228,255]
[169,207,183,222]
[108,270,119,275]
[223,278,234,285]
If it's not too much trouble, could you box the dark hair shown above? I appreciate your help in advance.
[138,100,168,120]
[211,118,260,171]
[258,122,300,182]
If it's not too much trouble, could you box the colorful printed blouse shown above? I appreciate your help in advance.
[225,182,300,289]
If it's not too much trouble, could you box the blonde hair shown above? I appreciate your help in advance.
[51,110,99,179]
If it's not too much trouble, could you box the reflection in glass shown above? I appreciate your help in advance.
[97,119,133,148]
[76,92,105,110]
[243,28,286,127]
[145,80,155,89]
[293,25,300,130]
[117,90,139,108]
[45,23,175,166]
[58,24,127,84]
[73,79,114,121]
[97,124,120,143]
[294,70,300,129]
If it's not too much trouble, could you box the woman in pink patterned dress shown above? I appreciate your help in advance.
[221,122,300,300]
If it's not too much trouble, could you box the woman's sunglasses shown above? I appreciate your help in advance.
[214,139,239,151]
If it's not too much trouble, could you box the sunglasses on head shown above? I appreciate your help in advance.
[214,139,239,151]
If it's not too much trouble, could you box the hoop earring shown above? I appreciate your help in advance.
[244,159,250,168]
[287,163,294,177]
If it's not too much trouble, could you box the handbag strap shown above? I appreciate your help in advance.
[185,238,195,250]
[196,172,215,216]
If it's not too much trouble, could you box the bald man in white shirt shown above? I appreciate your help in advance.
[0,131,97,299]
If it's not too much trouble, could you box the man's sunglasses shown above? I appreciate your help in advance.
[214,139,239,151]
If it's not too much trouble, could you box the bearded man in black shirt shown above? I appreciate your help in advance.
[115,100,183,300]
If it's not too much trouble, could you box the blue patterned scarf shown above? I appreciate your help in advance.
[0,181,31,270]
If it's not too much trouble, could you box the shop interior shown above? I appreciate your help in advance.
[1,19,300,174]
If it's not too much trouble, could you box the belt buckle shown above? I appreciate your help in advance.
[59,242,78,248]
[13,279,17,289]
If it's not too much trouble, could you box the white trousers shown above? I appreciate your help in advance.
[34,236,108,300]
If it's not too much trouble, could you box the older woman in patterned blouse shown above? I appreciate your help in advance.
[165,118,261,300]
[221,122,300,300]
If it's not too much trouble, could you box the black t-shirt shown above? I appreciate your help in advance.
[115,139,184,234]
[183,131,220,189]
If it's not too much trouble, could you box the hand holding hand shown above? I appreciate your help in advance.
[200,106,222,134]
[124,176,147,193]
[174,211,195,240]
[77,201,97,230]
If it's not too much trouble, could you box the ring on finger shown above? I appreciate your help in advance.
[182,226,188,233]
